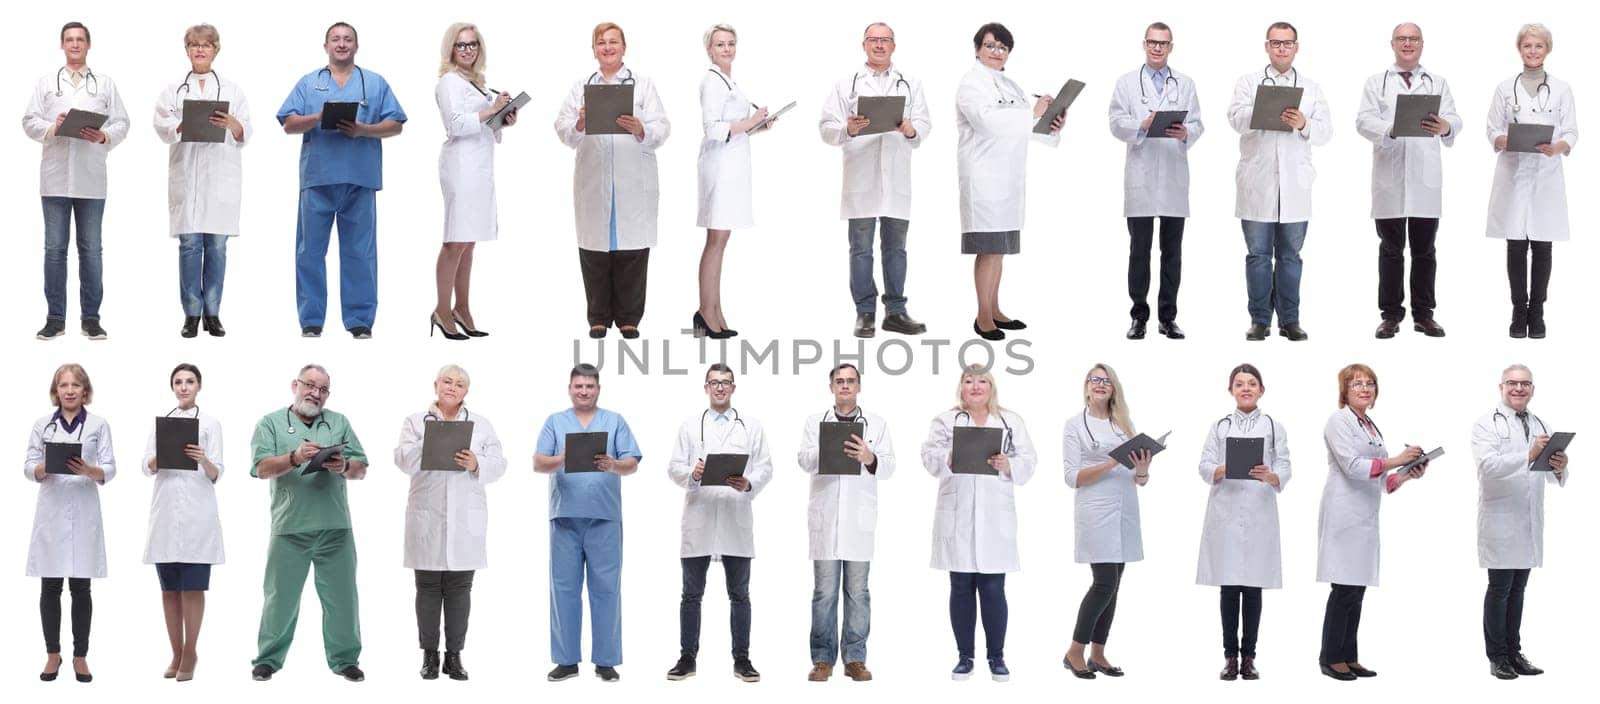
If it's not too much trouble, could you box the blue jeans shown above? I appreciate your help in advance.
[847,217,909,314]
[949,572,1007,660]
[41,197,105,321]
[178,233,228,316]
[680,556,751,659]
[810,560,870,664]
[1240,220,1308,325]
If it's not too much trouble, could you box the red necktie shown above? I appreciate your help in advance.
[1400,71,1412,89]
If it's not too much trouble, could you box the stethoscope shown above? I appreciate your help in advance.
[165,404,201,418]
[1348,411,1386,450]
[175,70,221,99]
[1260,65,1298,87]
[1508,72,1553,121]
[1079,408,1129,448]
[1380,68,1435,95]
[284,407,333,438]
[706,67,757,113]
[55,66,98,97]
[700,407,747,444]
[314,65,368,106]
[43,410,89,443]
[953,409,1016,455]
[1214,410,1279,450]
[826,407,869,434]
[425,407,471,423]
[849,69,910,99]
[1139,66,1180,106]
[587,66,636,86]
[1492,408,1548,441]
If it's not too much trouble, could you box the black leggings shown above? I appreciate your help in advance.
[1219,585,1262,658]
[1505,240,1552,309]
[1072,563,1125,645]
[41,577,92,657]
[1319,584,1367,664]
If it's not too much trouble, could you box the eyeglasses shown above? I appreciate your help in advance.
[295,378,331,396]
[1086,376,1113,386]
[186,42,216,50]
[454,41,480,51]
[1501,380,1534,389]
[1347,380,1377,390]
[706,380,735,390]
[1268,40,1298,49]
[1393,35,1423,45]
[1144,40,1171,50]
[832,377,860,386]
[982,42,1010,54]
[864,37,895,46]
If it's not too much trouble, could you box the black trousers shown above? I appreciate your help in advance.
[1484,568,1532,660]
[1219,585,1262,658]
[578,247,650,328]
[1505,241,1552,311]
[1126,216,1184,323]
[1319,584,1367,664]
[949,572,1007,660]
[1072,563,1125,645]
[41,577,92,657]
[415,569,475,652]
[1375,217,1439,321]
[679,556,753,659]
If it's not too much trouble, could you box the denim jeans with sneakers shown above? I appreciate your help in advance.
[42,197,105,321]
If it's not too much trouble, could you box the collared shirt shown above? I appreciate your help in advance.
[536,407,642,522]
[276,64,406,191]
[250,407,368,535]
[1143,65,1172,96]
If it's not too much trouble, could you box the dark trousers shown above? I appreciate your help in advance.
[1219,585,1262,658]
[1319,584,1367,664]
[1505,241,1552,314]
[578,248,650,328]
[949,572,1007,660]
[41,577,92,657]
[415,569,475,652]
[1126,216,1184,323]
[1375,217,1439,321]
[680,556,752,659]
[1072,563,1125,645]
[1484,568,1532,661]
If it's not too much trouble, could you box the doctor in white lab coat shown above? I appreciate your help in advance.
[1108,23,1204,340]
[22,22,129,340]
[554,22,670,339]
[796,362,896,678]
[665,364,773,680]
[1061,364,1152,678]
[1314,364,1426,680]
[152,24,251,338]
[1357,23,1460,339]
[1471,364,1568,679]
[1485,24,1578,340]
[1228,22,1332,342]
[957,22,1062,341]
[25,363,116,678]
[433,23,515,340]
[393,364,507,679]
[921,365,1036,680]
[1195,363,1289,680]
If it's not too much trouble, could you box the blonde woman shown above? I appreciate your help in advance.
[921,365,1036,681]
[434,22,515,339]
[1061,364,1151,678]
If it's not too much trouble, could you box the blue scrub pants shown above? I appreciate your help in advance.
[549,518,622,667]
[296,184,378,330]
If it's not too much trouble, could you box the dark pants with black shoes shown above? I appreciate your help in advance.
[1319,584,1367,664]
[949,572,1007,660]
[1072,563,1125,645]
[578,248,650,328]
[1505,241,1552,316]
[1219,585,1262,658]
[1376,217,1439,321]
[415,570,474,652]
[1127,217,1184,323]
[41,577,92,657]
[680,556,752,658]
[1484,568,1532,661]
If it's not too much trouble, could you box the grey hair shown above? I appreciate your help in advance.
[863,22,893,39]
[1501,364,1533,382]
[1391,22,1422,40]
[1517,23,1553,50]
[299,363,328,377]
[703,23,736,52]
[437,364,471,387]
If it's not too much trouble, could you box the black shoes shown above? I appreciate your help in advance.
[1510,654,1544,676]
[452,312,488,337]
[420,650,440,680]
[733,657,761,682]
[666,655,696,680]
[82,320,107,340]
[595,665,620,682]
[1239,657,1259,680]
[1319,663,1356,681]
[1347,663,1377,678]
[350,327,372,339]
[1244,324,1268,341]
[203,316,225,337]
[1375,319,1400,339]
[854,312,876,338]
[1279,324,1308,341]
[692,312,734,339]
[182,316,201,338]
[973,320,1004,341]
[1126,320,1147,339]
[252,663,276,681]
[548,664,580,681]
[881,312,927,335]
[620,326,641,339]
[301,326,323,338]
[993,318,1026,331]
[1088,660,1124,677]
[1158,321,1185,339]
[1413,319,1445,337]
[36,319,66,340]
[1490,659,1518,680]
[1063,653,1094,679]
[589,326,608,339]
[338,665,365,682]
[431,313,469,340]
[1510,305,1528,338]
[1219,657,1238,681]
[443,651,468,681]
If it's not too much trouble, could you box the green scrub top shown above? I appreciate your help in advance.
[251,407,368,535]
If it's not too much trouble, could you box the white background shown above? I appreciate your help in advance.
[3,1,1593,703]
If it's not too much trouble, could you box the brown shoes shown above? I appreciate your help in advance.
[844,662,872,681]
[808,663,833,681]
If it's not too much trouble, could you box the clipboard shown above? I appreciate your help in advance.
[1225,437,1264,480]
[155,416,200,470]
[819,421,866,475]
[856,96,905,136]
[1531,432,1575,472]
[1391,94,1441,138]
[1032,79,1085,134]
[300,443,347,475]
[583,84,634,135]
[180,100,230,143]
[422,420,475,471]
[1249,85,1304,131]
[485,91,530,129]
[320,101,359,130]
[952,426,1003,475]
[701,453,749,487]
[748,101,796,133]
[1109,431,1170,469]
[1145,110,1188,138]
[564,431,609,472]
[45,442,83,474]
[58,108,109,139]
[1507,123,1555,153]
[1398,446,1444,473]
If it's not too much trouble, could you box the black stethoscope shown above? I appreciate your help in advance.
[175,70,221,99]
[1260,65,1298,87]
[425,407,471,422]
[55,67,98,97]
[587,66,636,86]
[1508,72,1553,120]
[43,410,89,442]
[706,67,757,114]
[315,65,368,106]
[165,404,201,418]
[1079,408,1129,448]
[1139,66,1180,106]
[284,407,333,438]
[1492,408,1548,441]
[701,407,746,443]
[1380,68,1435,95]
[1348,410,1386,450]
[849,69,910,99]
[1214,410,1279,450]
[826,407,869,433]
[953,409,1016,455]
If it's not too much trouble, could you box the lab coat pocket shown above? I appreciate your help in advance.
[856,498,879,532]
[467,493,488,537]
[1421,149,1443,189]
[970,170,1010,204]
[933,509,957,538]
[1294,161,1317,189]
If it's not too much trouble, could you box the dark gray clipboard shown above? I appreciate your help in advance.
[583,84,634,135]
[58,108,109,139]
[1531,432,1574,472]
[564,431,609,472]
[180,100,229,143]
[1110,431,1170,468]
[1507,123,1555,153]
[1032,79,1085,134]
[300,443,346,475]
[1225,437,1264,480]
[486,91,530,129]
[155,416,200,470]
[1145,110,1188,138]
[702,452,749,486]
[819,421,866,475]
[856,96,905,136]
[422,420,475,471]
[1249,85,1303,131]
[1398,446,1444,472]
[1392,94,1441,138]
[319,101,359,130]
[952,426,1003,475]
[46,442,82,474]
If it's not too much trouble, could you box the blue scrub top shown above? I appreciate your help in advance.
[277,65,407,191]
[537,407,642,522]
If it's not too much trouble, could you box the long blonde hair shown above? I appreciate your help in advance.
[951,364,1003,417]
[438,23,487,86]
[1083,363,1135,436]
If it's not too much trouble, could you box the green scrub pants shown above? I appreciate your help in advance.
[252,529,362,671]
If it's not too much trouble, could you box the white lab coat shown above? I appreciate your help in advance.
[140,409,225,564]
[1228,68,1332,223]
[436,72,503,243]
[819,64,930,220]
[554,66,670,251]
[393,407,508,571]
[696,67,755,230]
[22,67,131,198]
[1485,74,1578,241]
[1472,403,1566,569]
[1196,409,1291,588]
[1315,408,1390,586]
[1355,66,1460,219]
[667,410,774,559]
[922,408,1037,573]
[152,73,251,236]
[956,61,1059,233]
[24,412,117,578]
[1063,411,1144,564]
[796,408,897,562]
[1107,66,1205,218]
